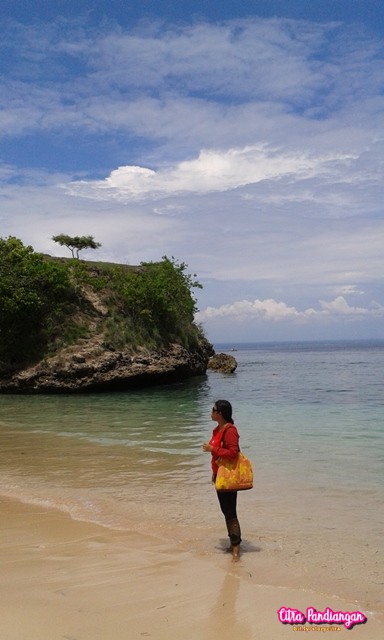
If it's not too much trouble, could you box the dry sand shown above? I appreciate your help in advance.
[1,496,383,640]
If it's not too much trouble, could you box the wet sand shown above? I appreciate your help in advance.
[1,496,383,640]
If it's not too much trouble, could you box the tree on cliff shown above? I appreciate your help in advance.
[52,234,101,259]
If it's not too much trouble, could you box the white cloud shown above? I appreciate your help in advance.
[196,297,384,324]
[1,17,384,148]
[66,145,355,201]
[330,285,364,296]
[318,296,373,316]
[197,298,308,322]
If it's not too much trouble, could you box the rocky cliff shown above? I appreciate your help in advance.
[0,340,212,393]
[0,248,213,393]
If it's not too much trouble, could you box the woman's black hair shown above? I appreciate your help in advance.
[214,399,234,424]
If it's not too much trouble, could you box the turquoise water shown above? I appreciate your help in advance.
[0,340,383,548]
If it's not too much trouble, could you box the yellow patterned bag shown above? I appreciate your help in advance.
[215,452,253,492]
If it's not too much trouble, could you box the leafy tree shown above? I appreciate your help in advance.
[0,237,72,366]
[52,234,101,259]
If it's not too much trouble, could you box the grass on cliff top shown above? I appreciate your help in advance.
[44,254,140,272]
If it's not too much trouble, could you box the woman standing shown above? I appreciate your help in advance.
[202,399,242,561]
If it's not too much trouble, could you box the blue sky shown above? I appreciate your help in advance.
[1,1,384,342]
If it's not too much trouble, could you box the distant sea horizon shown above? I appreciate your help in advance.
[213,337,384,350]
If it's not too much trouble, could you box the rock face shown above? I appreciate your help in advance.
[207,352,237,373]
[0,339,213,393]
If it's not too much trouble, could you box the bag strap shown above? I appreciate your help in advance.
[219,423,230,447]
[220,424,240,452]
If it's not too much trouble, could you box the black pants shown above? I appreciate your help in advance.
[217,490,242,546]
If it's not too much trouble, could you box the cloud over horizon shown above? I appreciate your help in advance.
[196,296,384,324]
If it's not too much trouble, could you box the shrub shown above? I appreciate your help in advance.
[106,257,202,349]
[0,237,72,365]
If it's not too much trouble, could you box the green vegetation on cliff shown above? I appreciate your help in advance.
[0,237,73,366]
[0,237,206,373]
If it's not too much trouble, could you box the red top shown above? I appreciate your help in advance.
[209,423,240,475]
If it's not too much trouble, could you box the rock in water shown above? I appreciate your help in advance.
[207,353,237,373]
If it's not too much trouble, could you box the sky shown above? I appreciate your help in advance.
[1,1,384,343]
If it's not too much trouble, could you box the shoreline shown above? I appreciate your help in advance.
[1,495,383,640]
[2,478,382,615]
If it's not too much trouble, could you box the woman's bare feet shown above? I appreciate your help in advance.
[232,544,240,562]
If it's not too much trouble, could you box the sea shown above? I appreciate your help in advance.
[1,339,383,594]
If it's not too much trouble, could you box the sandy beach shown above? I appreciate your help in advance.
[1,496,383,640]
